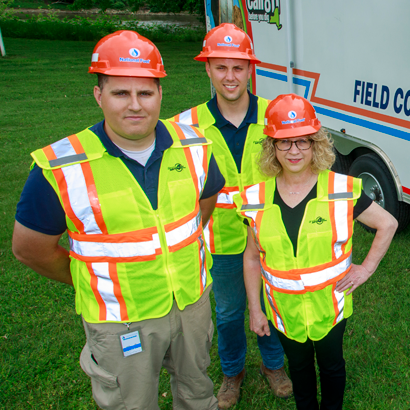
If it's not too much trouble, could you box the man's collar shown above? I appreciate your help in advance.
[206,91,258,129]
[89,120,173,158]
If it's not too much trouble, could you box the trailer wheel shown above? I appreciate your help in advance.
[349,153,410,232]
[332,149,352,175]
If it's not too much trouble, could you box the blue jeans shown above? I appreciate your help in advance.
[211,253,285,377]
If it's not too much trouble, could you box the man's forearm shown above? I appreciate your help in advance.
[12,221,73,286]
[199,193,218,227]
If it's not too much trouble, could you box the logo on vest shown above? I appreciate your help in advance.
[309,216,327,225]
[168,163,186,172]
[253,138,265,145]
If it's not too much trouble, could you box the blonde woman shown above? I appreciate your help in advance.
[235,94,397,410]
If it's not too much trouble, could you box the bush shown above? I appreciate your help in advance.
[144,0,204,16]
[0,0,15,18]
[0,12,205,42]
[69,0,94,11]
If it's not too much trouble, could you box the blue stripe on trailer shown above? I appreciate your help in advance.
[292,77,311,99]
[256,69,287,82]
[314,106,410,142]
[256,69,311,98]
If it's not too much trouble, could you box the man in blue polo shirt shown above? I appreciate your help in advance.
[171,23,292,409]
[12,30,224,410]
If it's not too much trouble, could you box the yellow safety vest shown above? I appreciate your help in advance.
[31,120,213,323]
[234,170,362,342]
[170,97,270,255]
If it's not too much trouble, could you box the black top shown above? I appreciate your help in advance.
[276,183,372,256]
[206,91,258,172]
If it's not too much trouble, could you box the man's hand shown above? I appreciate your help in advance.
[249,309,271,337]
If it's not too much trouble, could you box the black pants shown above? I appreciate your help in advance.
[276,319,347,410]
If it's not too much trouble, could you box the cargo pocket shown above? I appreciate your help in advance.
[80,343,125,410]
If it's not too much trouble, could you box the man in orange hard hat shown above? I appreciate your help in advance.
[171,23,292,408]
[12,30,224,410]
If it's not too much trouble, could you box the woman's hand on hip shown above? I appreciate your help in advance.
[335,264,372,295]
[249,309,271,337]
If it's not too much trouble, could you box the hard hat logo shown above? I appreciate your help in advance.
[119,57,151,64]
[217,41,240,48]
[282,117,306,125]
[224,36,232,43]
[129,48,140,58]
[288,111,297,119]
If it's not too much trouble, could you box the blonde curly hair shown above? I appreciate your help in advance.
[258,127,336,177]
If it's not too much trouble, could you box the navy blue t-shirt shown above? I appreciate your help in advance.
[15,120,225,235]
[206,91,258,172]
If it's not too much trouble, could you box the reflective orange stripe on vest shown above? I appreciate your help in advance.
[328,172,354,260]
[86,261,129,322]
[239,182,266,254]
[169,121,209,198]
[260,253,352,294]
[68,227,162,263]
[43,134,108,235]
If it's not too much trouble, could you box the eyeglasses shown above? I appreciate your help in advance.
[274,138,313,151]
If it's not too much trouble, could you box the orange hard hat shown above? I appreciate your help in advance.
[263,94,321,139]
[194,23,261,64]
[89,30,166,78]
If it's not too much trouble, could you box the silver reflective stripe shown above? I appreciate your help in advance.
[165,212,201,247]
[198,235,207,289]
[333,288,345,324]
[262,269,305,291]
[262,253,352,292]
[61,163,102,234]
[203,220,211,251]
[179,109,193,125]
[241,203,265,210]
[91,262,121,321]
[266,283,285,332]
[49,153,88,167]
[328,192,353,200]
[49,137,103,234]
[189,145,207,195]
[180,137,207,146]
[333,174,350,259]
[300,253,352,287]
[216,190,239,205]
[177,122,206,145]
[175,123,207,195]
[51,137,76,158]
[243,184,263,230]
[71,234,161,258]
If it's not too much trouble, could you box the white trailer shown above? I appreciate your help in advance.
[205,0,410,231]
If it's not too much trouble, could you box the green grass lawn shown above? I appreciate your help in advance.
[1,37,410,409]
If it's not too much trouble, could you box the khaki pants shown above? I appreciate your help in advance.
[80,286,217,410]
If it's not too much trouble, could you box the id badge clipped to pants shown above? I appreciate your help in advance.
[119,324,143,357]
